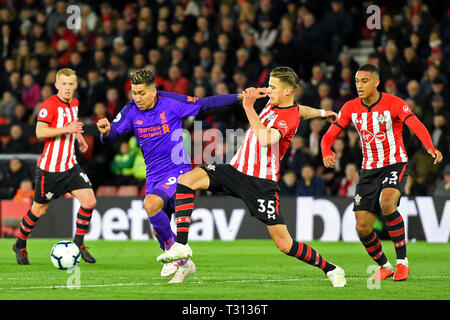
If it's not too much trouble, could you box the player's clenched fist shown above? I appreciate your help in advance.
[96,118,111,136]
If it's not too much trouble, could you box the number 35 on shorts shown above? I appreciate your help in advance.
[257,199,277,220]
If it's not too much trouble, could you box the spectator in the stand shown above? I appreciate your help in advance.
[105,88,121,117]
[81,4,99,32]
[384,79,401,98]
[408,32,429,60]
[234,48,258,85]
[0,91,18,121]
[334,82,353,112]
[21,74,41,117]
[402,47,426,82]
[429,113,449,159]
[255,50,278,88]
[46,0,68,38]
[198,46,213,72]
[209,66,226,94]
[91,102,110,124]
[83,70,106,117]
[110,140,137,186]
[332,51,359,85]
[4,124,30,153]
[320,0,353,62]
[433,163,450,197]
[162,65,189,95]
[346,126,362,167]
[380,42,404,82]
[189,65,211,96]
[279,170,298,196]
[423,94,449,129]
[11,104,28,124]
[307,118,324,165]
[373,13,403,53]
[296,12,326,77]
[296,164,327,197]
[283,135,311,177]
[337,163,359,197]
[148,49,166,77]
[8,71,22,102]
[0,158,31,199]
[230,70,249,94]
[169,47,192,78]
[405,79,426,108]
[254,14,278,52]
[241,32,260,63]
[13,178,34,204]
[68,51,88,81]
[273,28,298,71]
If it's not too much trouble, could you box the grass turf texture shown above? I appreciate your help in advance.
[0,239,449,300]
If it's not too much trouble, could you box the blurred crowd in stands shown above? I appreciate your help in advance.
[1,0,450,201]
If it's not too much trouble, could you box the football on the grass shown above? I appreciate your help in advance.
[50,240,81,270]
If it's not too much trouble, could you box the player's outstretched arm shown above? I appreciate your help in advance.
[404,115,443,165]
[36,118,83,139]
[320,123,343,168]
[299,105,337,122]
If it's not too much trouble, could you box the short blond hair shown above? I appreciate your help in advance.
[56,68,77,82]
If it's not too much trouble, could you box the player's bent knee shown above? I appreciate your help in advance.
[143,195,164,216]
[379,201,396,215]
[355,223,372,237]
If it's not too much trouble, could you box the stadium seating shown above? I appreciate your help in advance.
[116,185,139,196]
[96,185,117,196]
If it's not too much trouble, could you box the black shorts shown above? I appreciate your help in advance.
[200,164,285,226]
[34,164,93,204]
[353,162,408,214]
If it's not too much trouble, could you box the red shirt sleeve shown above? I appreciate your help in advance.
[391,96,415,122]
[37,99,55,124]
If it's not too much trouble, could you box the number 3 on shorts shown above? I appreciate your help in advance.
[382,171,398,185]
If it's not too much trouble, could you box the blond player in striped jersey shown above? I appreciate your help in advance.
[12,68,97,265]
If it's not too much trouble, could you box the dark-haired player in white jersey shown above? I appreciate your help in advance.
[321,64,443,281]
[158,66,347,287]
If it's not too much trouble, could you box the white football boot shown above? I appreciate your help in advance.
[326,265,347,287]
[160,260,179,277]
[157,242,192,263]
[169,259,196,284]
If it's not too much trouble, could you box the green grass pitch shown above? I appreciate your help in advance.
[0,239,449,300]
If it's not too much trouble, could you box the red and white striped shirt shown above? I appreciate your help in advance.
[37,95,79,172]
[230,102,300,181]
[335,93,413,170]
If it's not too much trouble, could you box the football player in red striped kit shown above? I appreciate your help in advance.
[321,64,443,281]
[12,68,97,265]
[158,66,348,287]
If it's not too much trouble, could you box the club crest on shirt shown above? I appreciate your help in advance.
[277,120,288,133]
[354,194,361,206]
[45,192,54,200]
[377,114,386,125]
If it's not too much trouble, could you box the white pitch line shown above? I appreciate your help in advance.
[0,275,449,290]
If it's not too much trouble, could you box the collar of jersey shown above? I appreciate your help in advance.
[360,91,382,111]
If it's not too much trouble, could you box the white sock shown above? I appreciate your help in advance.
[396,258,408,267]
[382,261,394,270]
